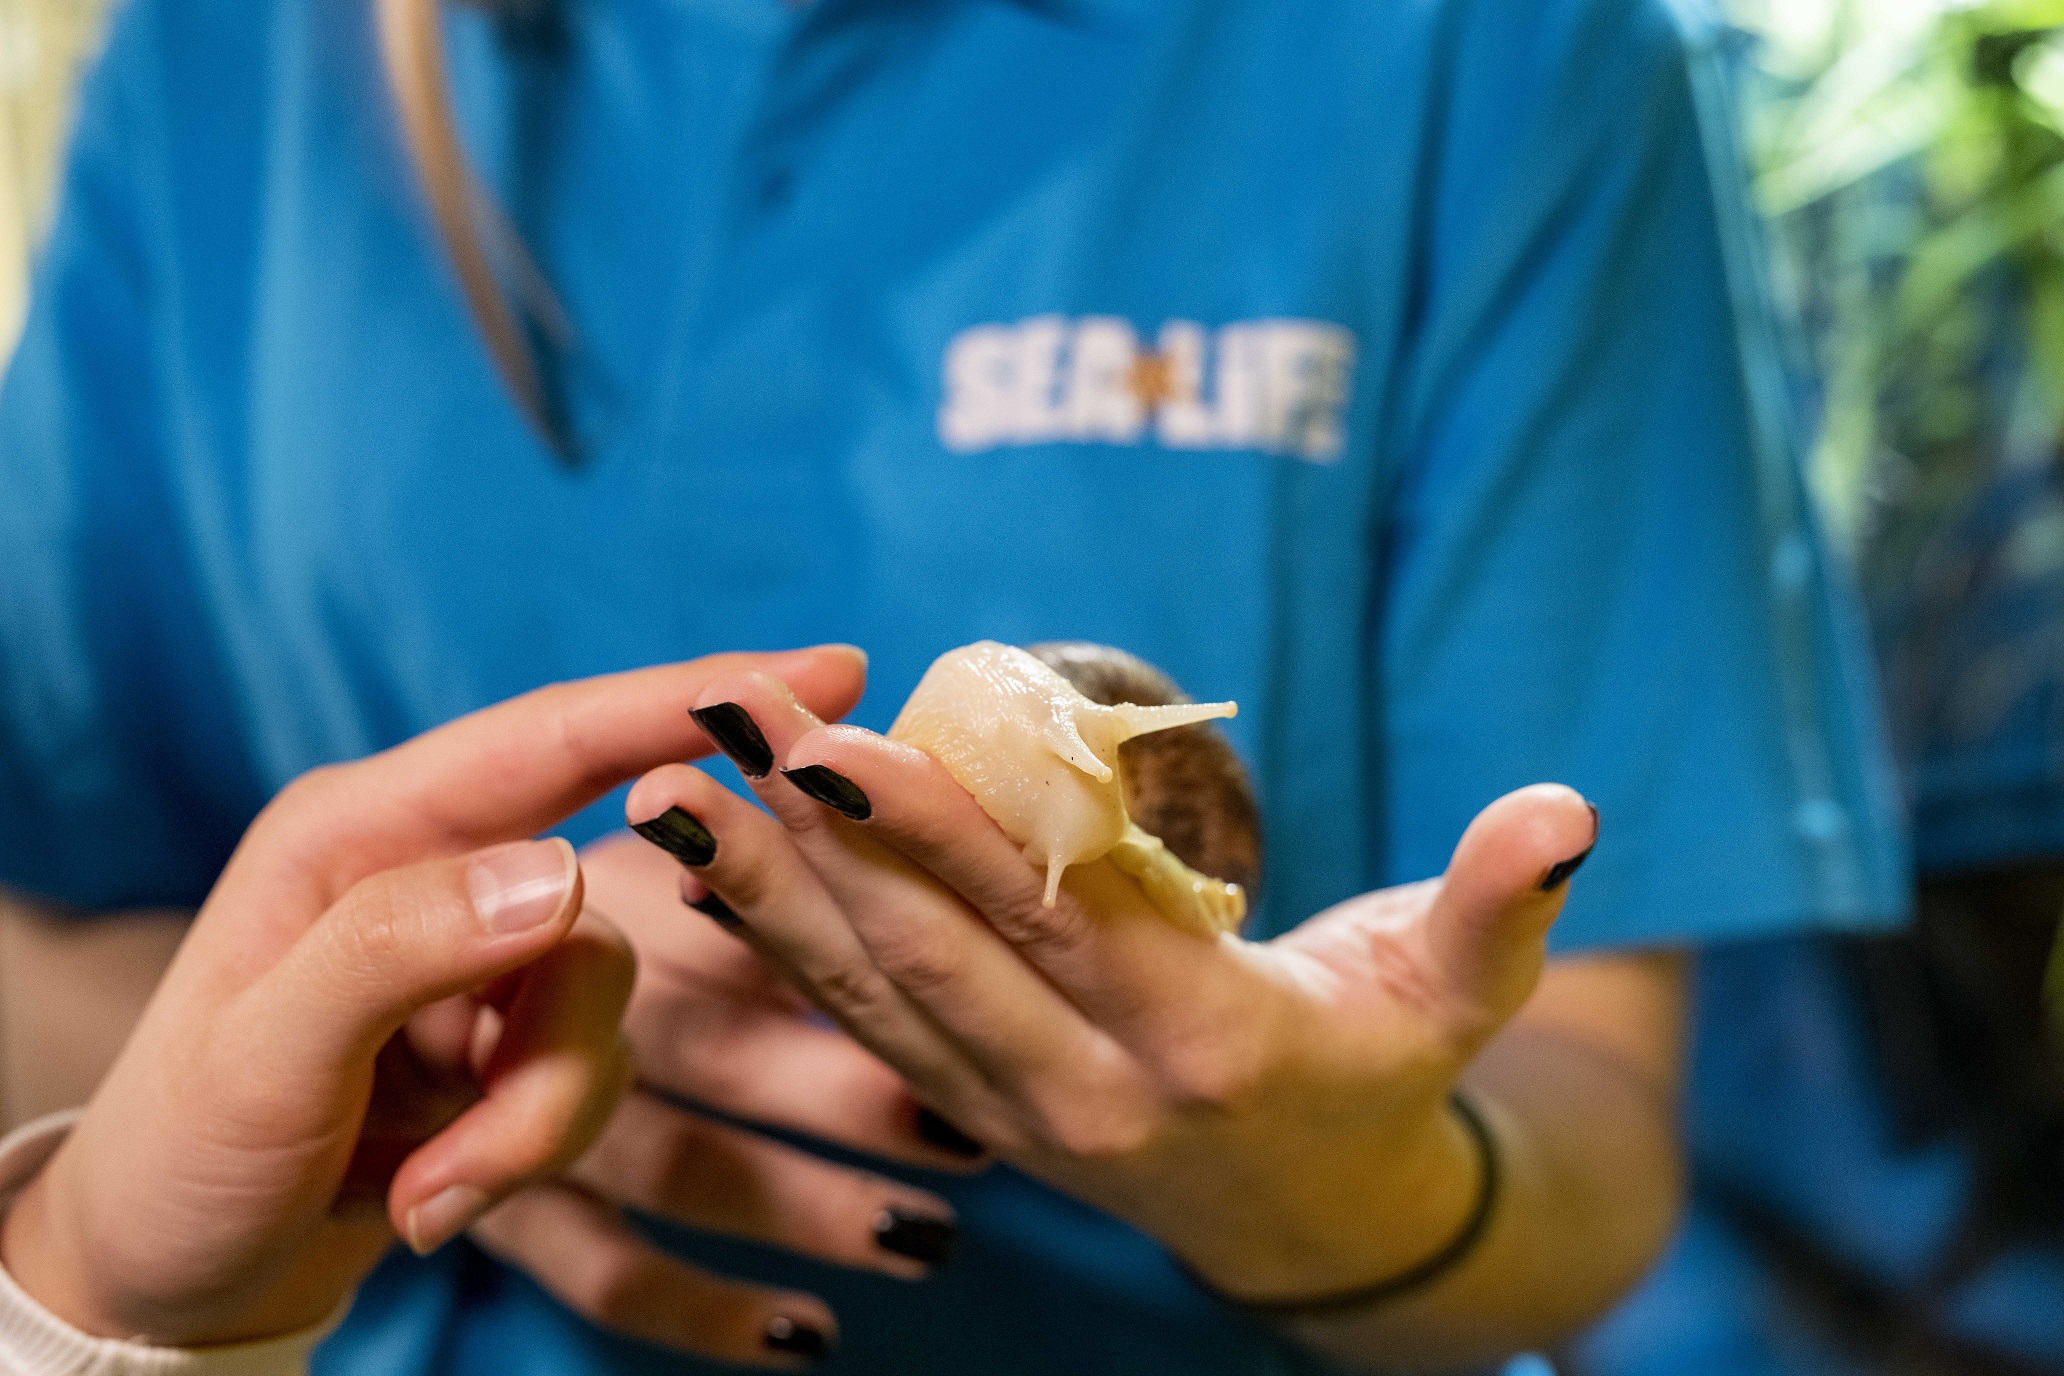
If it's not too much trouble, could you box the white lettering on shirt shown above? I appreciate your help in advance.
[939,316,1357,462]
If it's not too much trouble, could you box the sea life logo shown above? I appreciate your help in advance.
[939,316,1357,462]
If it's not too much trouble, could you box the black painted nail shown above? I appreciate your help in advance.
[874,1207,958,1267]
[687,890,744,932]
[915,1108,985,1159]
[782,765,871,820]
[631,806,717,868]
[1540,803,1600,892]
[691,702,775,779]
[764,1315,832,1361]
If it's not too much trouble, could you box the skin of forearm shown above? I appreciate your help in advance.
[1286,952,1687,1371]
[0,895,187,1130]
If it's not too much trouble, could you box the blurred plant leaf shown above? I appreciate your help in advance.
[1759,30,1949,212]
[1761,77,1951,212]
[1894,194,2017,329]
[2046,909,2064,1040]
[2027,261,2064,409]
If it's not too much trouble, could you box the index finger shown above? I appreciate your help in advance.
[242,646,868,905]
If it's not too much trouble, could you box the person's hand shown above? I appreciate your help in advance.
[0,649,864,1349]
[619,671,1599,1304]
[461,832,989,1367]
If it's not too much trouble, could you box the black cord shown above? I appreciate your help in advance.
[1235,1091,1502,1320]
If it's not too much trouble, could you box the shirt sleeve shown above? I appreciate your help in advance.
[1376,0,1909,950]
[0,0,262,911]
[0,1113,340,1375]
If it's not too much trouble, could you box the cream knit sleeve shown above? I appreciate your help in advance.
[0,1114,342,1376]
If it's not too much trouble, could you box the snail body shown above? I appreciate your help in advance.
[888,640,1249,935]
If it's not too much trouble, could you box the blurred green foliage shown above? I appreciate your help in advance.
[1749,0,2064,545]
[1738,0,2064,1032]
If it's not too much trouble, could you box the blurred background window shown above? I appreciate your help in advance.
[0,0,111,364]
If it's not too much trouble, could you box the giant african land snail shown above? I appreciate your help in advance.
[888,641,1263,936]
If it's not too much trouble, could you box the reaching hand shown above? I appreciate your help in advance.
[0,649,865,1352]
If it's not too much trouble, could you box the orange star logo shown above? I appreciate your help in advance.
[1128,351,1188,412]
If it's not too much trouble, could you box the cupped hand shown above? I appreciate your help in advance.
[0,648,868,1354]
[462,831,988,1367]
[622,671,1598,1304]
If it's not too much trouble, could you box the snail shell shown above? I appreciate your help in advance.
[887,641,1258,935]
[1026,642,1265,900]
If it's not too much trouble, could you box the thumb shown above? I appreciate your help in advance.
[1417,785,1598,1041]
[246,838,583,1076]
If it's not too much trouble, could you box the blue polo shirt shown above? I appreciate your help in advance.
[1,0,1905,1372]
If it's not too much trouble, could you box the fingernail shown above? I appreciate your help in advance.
[687,890,745,932]
[764,1315,833,1361]
[875,1207,958,1267]
[782,765,871,821]
[915,1108,985,1159]
[691,703,775,779]
[405,1184,489,1255]
[631,806,717,868]
[1540,802,1600,892]
[468,839,574,934]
